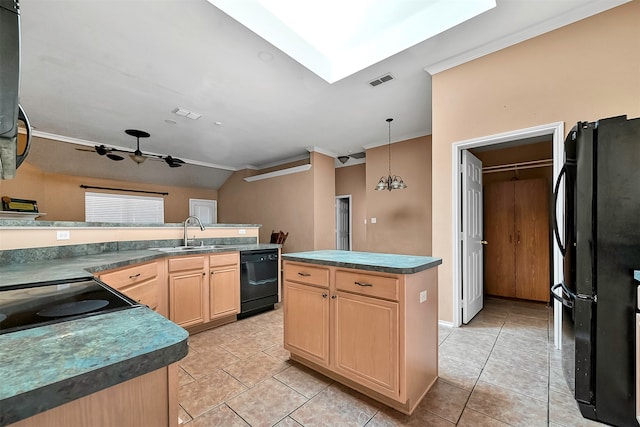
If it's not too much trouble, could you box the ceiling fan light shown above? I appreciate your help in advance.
[396,178,407,189]
[130,153,146,164]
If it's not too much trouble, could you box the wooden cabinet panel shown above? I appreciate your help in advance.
[333,291,399,398]
[514,179,550,301]
[169,270,206,328]
[168,256,205,273]
[484,179,549,302]
[284,262,329,287]
[99,262,158,289]
[210,267,239,319]
[335,270,399,301]
[284,281,330,366]
[99,261,164,316]
[484,181,516,297]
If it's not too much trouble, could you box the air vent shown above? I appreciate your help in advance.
[349,152,366,159]
[368,73,394,87]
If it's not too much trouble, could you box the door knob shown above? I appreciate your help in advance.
[481,240,488,245]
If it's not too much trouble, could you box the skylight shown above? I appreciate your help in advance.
[208,0,496,83]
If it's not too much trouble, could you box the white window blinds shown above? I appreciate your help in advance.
[85,192,164,223]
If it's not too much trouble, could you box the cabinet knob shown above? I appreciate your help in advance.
[322,293,327,298]
[481,240,488,245]
[298,272,311,277]
[331,295,337,299]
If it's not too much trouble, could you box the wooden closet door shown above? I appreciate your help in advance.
[514,179,550,302]
[484,181,516,297]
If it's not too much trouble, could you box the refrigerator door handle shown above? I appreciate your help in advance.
[553,164,568,256]
[551,281,574,308]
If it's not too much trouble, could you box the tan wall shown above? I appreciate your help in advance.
[335,163,367,251]
[365,135,432,256]
[0,162,217,223]
[217,158,316,253]
[312,152,337,250]
[432,2,640,322]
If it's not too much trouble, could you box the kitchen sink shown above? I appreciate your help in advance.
[149,245,228,252]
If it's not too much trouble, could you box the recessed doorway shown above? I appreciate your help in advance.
[451,122,565,349]
[335,195,352,251]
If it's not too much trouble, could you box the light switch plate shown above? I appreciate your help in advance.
[56,230,70,240]
[371,217,377,224]
[238,229,246,234]
[420,290,427,303]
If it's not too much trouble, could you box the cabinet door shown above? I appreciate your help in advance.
[283,281,330,366]
[514,178,550,302]
[484,181,516,297]
[169,271,206,328]
[210,266,239,320]
[333,291,399,398]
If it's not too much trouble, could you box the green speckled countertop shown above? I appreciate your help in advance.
[0,243,280,288]
[0,307,188,426]
[282,250,442,274]
[0,242,278,425]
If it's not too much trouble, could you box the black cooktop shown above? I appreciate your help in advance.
[0,277,138,335]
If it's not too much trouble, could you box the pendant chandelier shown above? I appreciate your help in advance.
[375,118,407,191]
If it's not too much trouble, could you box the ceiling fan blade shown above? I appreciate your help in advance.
[107,153,124,161]
[164,156,185,167]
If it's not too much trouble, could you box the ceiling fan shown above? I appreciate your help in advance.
[77,129,185,168]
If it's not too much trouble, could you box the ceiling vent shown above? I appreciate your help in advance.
[349,152,366,159]
[368,73,394,87]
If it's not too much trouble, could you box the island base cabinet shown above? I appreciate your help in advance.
[8,364,178,427]
[283,260,439,415]
[283,281,330,366]
[334,292,399,399]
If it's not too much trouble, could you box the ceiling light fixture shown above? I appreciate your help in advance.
[126,129,150,164]
[375,118,407,192]
[91,130,185,168]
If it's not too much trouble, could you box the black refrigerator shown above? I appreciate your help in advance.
[553,115,640,426]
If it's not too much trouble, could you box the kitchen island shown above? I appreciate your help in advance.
[282,250,442,415]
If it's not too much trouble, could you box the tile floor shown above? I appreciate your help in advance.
[177,298,606,426]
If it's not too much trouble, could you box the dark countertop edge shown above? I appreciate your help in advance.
[281,254,443,274]
[0,221,261,228]
[0,336,188,426]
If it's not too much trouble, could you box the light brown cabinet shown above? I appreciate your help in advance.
[9,365,178,427]
[99,260,167,317]
[283,260,438,415]
[167,253,241,330]
[168,255,207,328]
[484,178,550,302]
[209,252,240,320]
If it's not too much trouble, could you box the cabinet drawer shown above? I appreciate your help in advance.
[168,255,205,272]
[100,262,158,290]
[284,262,329,287]
[122,279,159,310]
[210,252,239,268]
[336,270,399,301]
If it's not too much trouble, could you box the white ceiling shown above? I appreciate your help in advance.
[18,0,628,189]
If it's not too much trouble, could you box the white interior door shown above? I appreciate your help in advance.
[462,150,483,323]
[189,199,217,224]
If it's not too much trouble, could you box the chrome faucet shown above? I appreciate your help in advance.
[183,215,205,246]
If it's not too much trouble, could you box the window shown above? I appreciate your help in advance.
[85,192,164,223]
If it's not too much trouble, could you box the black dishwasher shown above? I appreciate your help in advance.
[239,249,279,318]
